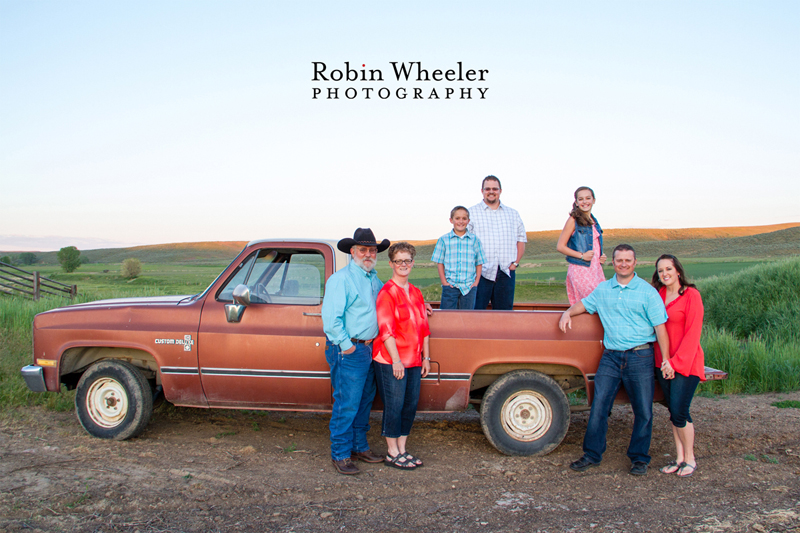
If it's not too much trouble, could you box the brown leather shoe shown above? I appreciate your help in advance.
[332,458,360,475]
[351,450,384,463]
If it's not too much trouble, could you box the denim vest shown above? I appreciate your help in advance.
[566,215,602,267]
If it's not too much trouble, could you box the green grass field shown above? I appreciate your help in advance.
[2,242,799,411]
[18,263,228,299]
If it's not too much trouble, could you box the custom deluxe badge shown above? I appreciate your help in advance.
[155,335,195,352]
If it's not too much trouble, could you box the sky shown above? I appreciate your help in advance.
[1,1,798,252]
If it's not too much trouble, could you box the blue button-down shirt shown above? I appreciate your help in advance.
[322,260,383,352]
[431,229,486,295]
[581,273,668,351]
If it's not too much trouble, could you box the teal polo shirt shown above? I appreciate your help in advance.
[581,273,668,351]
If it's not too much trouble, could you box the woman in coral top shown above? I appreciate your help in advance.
[651,254,705,478]
[373,242,431,470]
[556,186,607,305]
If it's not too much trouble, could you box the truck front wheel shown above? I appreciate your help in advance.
[480,370,570,456]
[75,360,153,440]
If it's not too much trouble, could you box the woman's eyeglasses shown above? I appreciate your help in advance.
[391,259,414,265]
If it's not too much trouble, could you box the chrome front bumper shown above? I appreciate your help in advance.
[21,365,47,392]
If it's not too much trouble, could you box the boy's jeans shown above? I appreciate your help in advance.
[440,285,477,310]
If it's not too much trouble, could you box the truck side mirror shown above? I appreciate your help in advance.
[232,284,251,306]
[224,284,251,323]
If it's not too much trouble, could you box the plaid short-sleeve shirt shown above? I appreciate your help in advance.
[431,230,486,295]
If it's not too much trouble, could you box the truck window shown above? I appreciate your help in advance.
[216,249,325,306]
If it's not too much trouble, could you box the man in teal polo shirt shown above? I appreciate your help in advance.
[322,228,390,475]
[559,244,669,476]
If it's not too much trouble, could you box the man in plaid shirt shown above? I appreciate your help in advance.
[467,175,527,310]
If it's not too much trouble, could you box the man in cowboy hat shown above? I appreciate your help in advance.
[321,228,390,475]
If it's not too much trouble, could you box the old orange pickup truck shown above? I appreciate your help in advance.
[21,239,727,456]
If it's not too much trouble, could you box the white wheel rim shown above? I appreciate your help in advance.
[500,390,552,442]
[86,377,129,428]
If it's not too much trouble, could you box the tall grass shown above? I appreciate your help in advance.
[697,257,800,394]
[0,287,175,411]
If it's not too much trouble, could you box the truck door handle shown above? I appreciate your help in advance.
[429,361,440,383]
[303,312,322,317]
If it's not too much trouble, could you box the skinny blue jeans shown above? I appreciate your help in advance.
[325,341,376,461]
[656,368,700,428]
[373,362,422,438]
[583,347,655,465]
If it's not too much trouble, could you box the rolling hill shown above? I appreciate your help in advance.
[6,223,799,265]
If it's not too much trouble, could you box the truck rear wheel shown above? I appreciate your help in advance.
[75,360,153,440]
[480,370,570,456]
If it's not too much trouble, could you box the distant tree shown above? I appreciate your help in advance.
[57,246,82,273]
[80,255,90,264]
[121,258,142,279]
[1,255,12,264]
[18,252,37,265]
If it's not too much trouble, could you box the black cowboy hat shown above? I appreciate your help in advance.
[337,228,390,254]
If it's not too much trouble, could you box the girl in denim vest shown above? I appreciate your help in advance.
[556,186,607,304]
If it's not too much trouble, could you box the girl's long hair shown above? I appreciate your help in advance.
[651,254,697,295]
[569,186,595,226]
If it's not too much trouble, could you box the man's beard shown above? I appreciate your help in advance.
[353,256,375,272]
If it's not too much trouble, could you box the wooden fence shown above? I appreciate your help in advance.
[0,261,77,300]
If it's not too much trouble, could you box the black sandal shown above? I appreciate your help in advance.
[677,463,696,477]
[659,461,682,474]
[401,452,423,467]
[385,453,417,470]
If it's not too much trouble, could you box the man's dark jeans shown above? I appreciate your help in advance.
[440,285,477,310]
[325,341,376,461]
[583,347,655,465]
[474,267,515,310]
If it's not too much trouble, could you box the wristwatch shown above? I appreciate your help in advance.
[512,262,519,267]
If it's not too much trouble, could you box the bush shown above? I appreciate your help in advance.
[0,255,11,264]
[121,258,142,279]
[18,252,37,265]
[57,246,82,273]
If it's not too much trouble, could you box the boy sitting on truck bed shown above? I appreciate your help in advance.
[431,205,486,310]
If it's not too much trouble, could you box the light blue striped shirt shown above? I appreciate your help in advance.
[431,230,486,295]
[321,261,383,352]
[581,273,668,351]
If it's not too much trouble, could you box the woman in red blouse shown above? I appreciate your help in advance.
[373,242,431,470]
[651,254,705,478]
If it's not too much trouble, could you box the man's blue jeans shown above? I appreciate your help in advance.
[474,267,515,310]
[325,341,376,461]
[583,347,655,464]
[440,285,477,310]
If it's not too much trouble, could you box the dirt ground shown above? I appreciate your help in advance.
[1,392,799,533]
